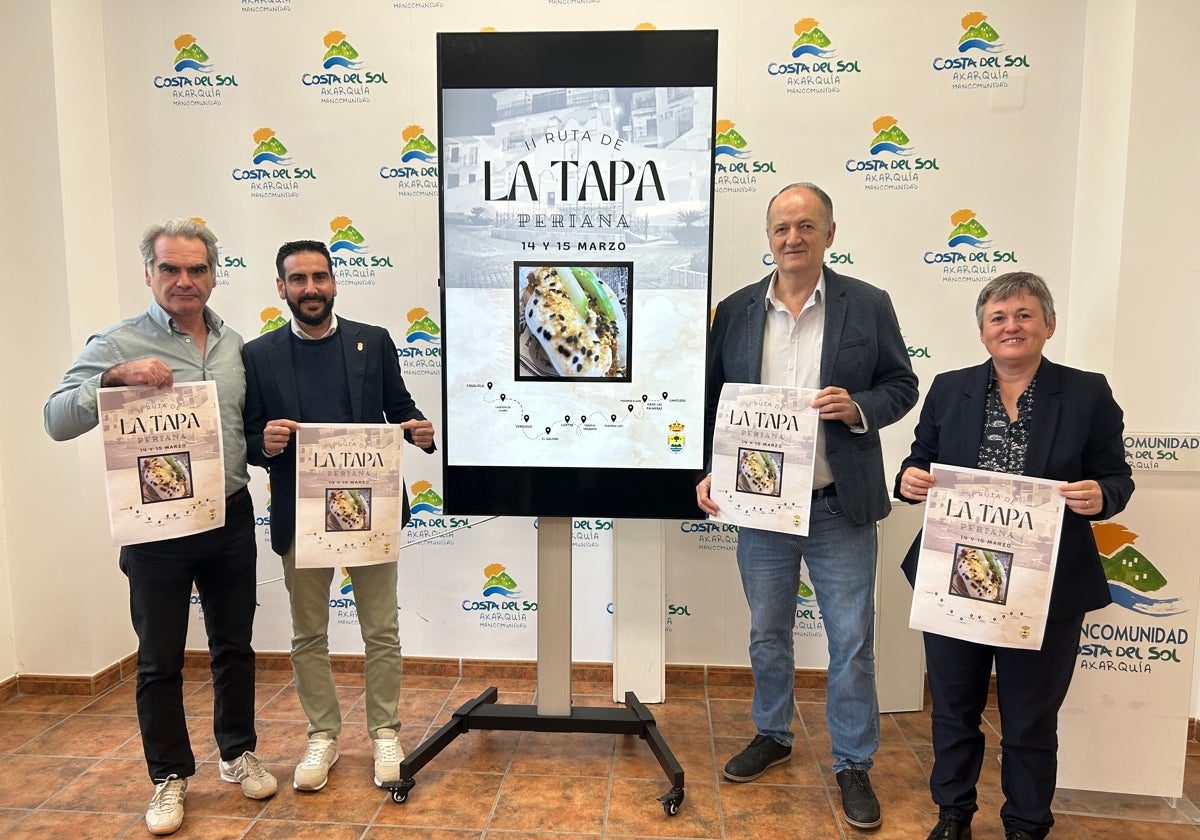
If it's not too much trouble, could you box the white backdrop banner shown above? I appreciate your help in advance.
[111,1,1087,671]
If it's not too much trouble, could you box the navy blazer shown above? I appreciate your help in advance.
[704,267,919,526]
[895,358,1134,618]
[242,318,433,557]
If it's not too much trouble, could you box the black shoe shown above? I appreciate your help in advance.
[1004,831,1036,840]
[835,768,882,829]
[927,813,972,840]
[722,734,791,782]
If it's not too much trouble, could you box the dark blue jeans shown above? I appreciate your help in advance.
[119,487,258,781]
[735,493,880,772]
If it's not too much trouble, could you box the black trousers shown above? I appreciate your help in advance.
[924,613,1084,839]
[119,487,258,781]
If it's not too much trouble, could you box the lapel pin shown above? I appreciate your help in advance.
[357,342,363,351]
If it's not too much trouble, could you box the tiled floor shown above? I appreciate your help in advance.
[1,667,1199,838]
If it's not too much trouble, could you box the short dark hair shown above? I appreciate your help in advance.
[275,240,333,280]
[765,182,834,232]
[975,271,1056,329]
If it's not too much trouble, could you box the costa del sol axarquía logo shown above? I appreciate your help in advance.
[379,124,439,197]
[1077,522,1190,675]
[794,577,824,637]
[923,208,1019,282]
[154,34,239,107]
[329,215,368,254]
[260,307,286,334]
[766,17,861,95]
[843,116,941,192]
[463,563,533,630]
[931,11,1030,92]
[713,120,775,194]
[482,563,519,599]
[301,30,389,104]
[405,307,440,344]
[947,208,990,248]
[331,567,360,625]
[326,216,391,285]
[1093,523,1183,616]
[409,480,442,516]
[397,308,441,377]
[404,481,464,548]
[230,128,317,199]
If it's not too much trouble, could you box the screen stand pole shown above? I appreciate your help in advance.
[536,516,572,715]
[385,517,685,815]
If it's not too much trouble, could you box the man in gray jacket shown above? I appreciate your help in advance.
[44,218,276,836]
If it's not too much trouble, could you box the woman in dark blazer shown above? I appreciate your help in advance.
[895,272,1134,840]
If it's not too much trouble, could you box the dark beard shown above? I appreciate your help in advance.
[287,294,333,327]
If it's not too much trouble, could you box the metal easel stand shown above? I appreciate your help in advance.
[1053,788,1200,825]
[382,516,686,815]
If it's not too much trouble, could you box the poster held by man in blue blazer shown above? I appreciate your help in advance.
[697,183,919,830]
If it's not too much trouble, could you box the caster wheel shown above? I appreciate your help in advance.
[385,779,415,804]
[658,787,684,816]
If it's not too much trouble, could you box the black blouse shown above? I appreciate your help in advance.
[976,364,1036,475]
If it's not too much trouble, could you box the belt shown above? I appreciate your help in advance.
[812,484,837,499]
[227,486,251,504]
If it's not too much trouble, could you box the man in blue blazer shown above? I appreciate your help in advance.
[697,183,918,830]
[242,240,435,794]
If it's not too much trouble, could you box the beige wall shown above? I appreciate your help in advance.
[0,0,132,680]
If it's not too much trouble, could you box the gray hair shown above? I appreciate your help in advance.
[765,182,834,232]
[975,271,1056,329]
[139,218,219,273]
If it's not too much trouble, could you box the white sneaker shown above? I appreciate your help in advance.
[145,775,187,835]
[372,728,405,787]
[293,732,339,791]
[219,750,278,799]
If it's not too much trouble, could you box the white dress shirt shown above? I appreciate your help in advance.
[760,271,835,490]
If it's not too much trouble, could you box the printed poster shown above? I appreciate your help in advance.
[295,424,403,569]
[709,384,819,535]
[97,382,225,545]
[909,463,1065,649]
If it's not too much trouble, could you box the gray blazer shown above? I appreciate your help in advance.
[704,267,918,526]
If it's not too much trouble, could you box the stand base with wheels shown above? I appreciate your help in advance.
[385,685,685,815]
[384,517,685,815]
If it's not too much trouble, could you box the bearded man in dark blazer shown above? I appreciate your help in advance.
[242,240,435,794]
